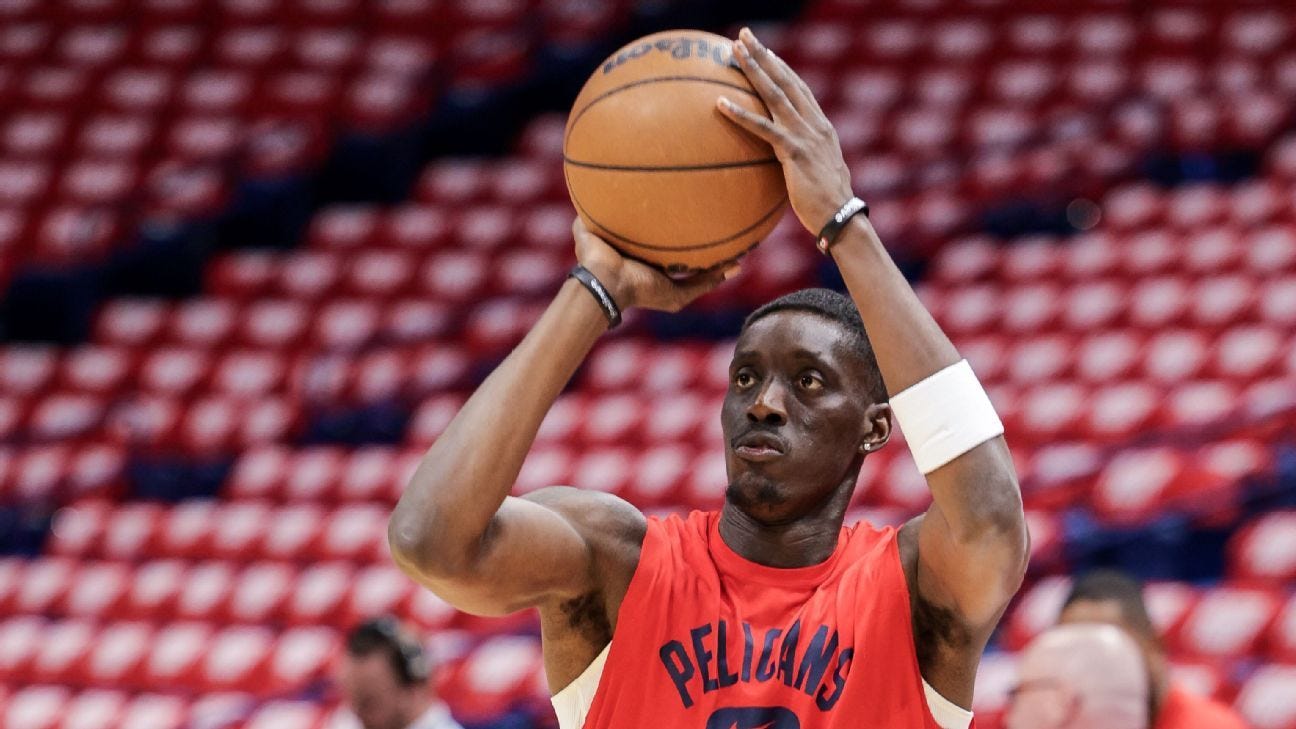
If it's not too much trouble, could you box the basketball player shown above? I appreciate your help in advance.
[1005,623,1149,729]
[1059,570,1248,729]
[389,28,1027,728]
[337,617,463,729]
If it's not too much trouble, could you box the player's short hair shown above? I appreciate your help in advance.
[741,288,887,403]
[1062,569,1158,641]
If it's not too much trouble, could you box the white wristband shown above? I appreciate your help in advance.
[889,359,1004,475]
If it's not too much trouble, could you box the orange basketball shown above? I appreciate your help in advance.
[563,30,788,273]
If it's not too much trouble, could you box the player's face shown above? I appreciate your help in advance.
[721,311,876,520]
[338,653,415,729]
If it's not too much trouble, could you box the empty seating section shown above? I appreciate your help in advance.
[1,0,1295,727]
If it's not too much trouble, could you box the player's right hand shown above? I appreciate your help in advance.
[572,218,740,313]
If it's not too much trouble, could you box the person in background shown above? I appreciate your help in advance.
[336,616,463,729]
[1058,569,1247,729]
[1006,623,1149,729]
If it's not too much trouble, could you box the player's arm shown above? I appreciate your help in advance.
[718,27,1028,697]
[388,221,733,616]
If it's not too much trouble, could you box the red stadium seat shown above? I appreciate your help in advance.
[167,115,244,161]
[244,701,327,729]
[1160,381,1238,431]
[2,685,68,729]
[441,635,544,725]
[1018,383,1086,442]
[643,392,708,444]
[157,501,216,560]
[77,114,153,159]
[457,206,516,252]
[260,504,326,562]
[0,346,57,396]
[1000,238,1062,283]
[2,111,68,158]
[265,628,339,694]
[380,204,451,251]
[14,557,75,615]
[144,621,212,691]
[1092,448,1184,524]
[1083,381,1161,443]
[1004,576,1071,650]
[1144,582,1200,639]
[0,615,44,684]
[513,445,573,496]
[1142,330,1210,384]
[318,504,388,561]
[46,501,110,557]
[1267,595,1296,664]
[1245,226,1296,276]
[1060,232,1121,281]
[383,299,451,344]
[285,562,353,627]
[276,249,342,300]
[60,347,134,396]
[570,447,635,499]
[580,394,643,446]
[31,618,95,685]
[1212,326,1283,381]
[1171,585,1282,661]
[1191,275,1258,329]
[122,560,188,622]
[307,206,379,253]
[0,160,52,207]
[337,447,399,503]
[344,564,413,627]
[138,348,210,397]
[174,561,236,621]
[314,300,381,351]
[1122,231,1180,278]
[1006,335,1073,383]
[226,446,290,501]
[1235,663,1296,729]
[1259,277,1296,329]
[226,562,294,624]
[200,625,274,693]
[626,444,691,509]
[283,449,344,502]
[187,693,255,729]
[345,250,416,300]
[210,501,274,561]
[59,562,129,620]
[84,623,153,691]
[208,251,278,299]
[1127,272,1190,329]
[1228,511,1296,584]
[58,689,130,729]
[534,394,585,446]
[242,300,311,349]
[1074,331,1143,383]
[1182,226,1243,275]
[941,284,1002,336]
[212,350,287,397]
[118,694,188,729]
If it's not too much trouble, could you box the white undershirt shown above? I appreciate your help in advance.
[550,643,973,729]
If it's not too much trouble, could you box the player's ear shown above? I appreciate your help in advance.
[858,402,891,454]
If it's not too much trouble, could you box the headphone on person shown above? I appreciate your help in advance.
[352,615,430,686]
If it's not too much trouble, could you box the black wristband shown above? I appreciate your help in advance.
[816,196,869,255]
[569,264,622,328]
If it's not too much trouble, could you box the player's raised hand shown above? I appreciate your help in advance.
[717,27,854,236]
[572,218,738,314]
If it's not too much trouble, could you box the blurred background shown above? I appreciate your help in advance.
[0,0,1294,727]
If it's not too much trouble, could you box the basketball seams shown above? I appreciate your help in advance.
[563,75,761,153]
[570,192,787,253]
[561,157,779,173]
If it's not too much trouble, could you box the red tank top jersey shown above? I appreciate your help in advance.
[580,510,944,729]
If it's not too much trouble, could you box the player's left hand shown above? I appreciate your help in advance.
[717,27,854,237]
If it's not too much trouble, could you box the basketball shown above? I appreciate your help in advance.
[563,30,788,273]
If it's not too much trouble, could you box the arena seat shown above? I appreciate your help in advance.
[1234,664,1296,729]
